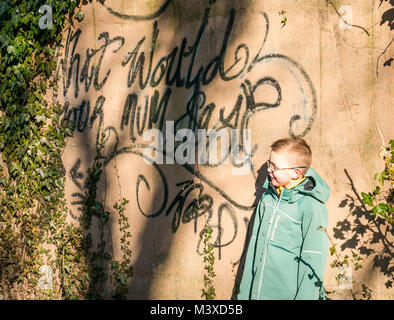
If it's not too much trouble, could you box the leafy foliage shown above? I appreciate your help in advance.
[361,139,394,224]
[279,10,287,28]
[200,225,216,300]
[111,198,133,299]
[73,132,134,299]
[0,0,82,299]
[0,0,134,300]
[319,139,393,299]
[318,226,372,300]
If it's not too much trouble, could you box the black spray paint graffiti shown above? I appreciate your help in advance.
[117,8,316,154]
[67,146,241,257]
[109,149,239,257]
[103,0,175,21]
[69,158,84,221]
[59,29,124,99]
[61,5,317,257]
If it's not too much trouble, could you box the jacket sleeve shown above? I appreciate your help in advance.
[295,201,329,300]
[237,197,263,300]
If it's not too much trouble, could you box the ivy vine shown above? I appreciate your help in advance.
[200,224,216,300]
[0,0,134,300]
[361,138,394,224]
[0,0,83,300]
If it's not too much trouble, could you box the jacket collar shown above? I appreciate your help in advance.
[262,167,329,204]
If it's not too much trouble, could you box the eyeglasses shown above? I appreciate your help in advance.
[267,160,306,172]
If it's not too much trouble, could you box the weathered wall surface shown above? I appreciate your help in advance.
[57,0,393,299]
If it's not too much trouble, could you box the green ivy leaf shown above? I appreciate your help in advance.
[375,203,388,218]
[6,45,17,56]
[379,172,386,186]
[35,115,45,124]
[361,192,373,206]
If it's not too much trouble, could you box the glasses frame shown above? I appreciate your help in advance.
[267,160,306,173]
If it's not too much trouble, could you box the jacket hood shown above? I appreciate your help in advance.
[263,167,330,204]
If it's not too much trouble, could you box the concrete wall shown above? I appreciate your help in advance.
[57,0,394,299]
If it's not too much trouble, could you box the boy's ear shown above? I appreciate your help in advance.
[291,169,303,179]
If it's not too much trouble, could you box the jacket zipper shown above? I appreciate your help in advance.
[256,191,283,297]
[270,215,281,241]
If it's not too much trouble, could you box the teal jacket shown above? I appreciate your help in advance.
[237,168,330,300]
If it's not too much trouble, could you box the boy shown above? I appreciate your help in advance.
[237,137,330,300]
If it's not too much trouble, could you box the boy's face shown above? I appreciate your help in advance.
[267,151,301,188]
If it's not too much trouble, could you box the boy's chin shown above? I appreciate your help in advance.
[270,178,288,188]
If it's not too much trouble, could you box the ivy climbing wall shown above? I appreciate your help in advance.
[56,0,393,299]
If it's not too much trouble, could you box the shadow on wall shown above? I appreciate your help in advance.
[334,169,394,289]
[64,0,259,299]
[231,163,267,299]
[379,0,394,32]
[377,0,394,74]
[118,0,267,299]
[125,163,175,300]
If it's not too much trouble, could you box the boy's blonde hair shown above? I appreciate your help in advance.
[270,137,312,174]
